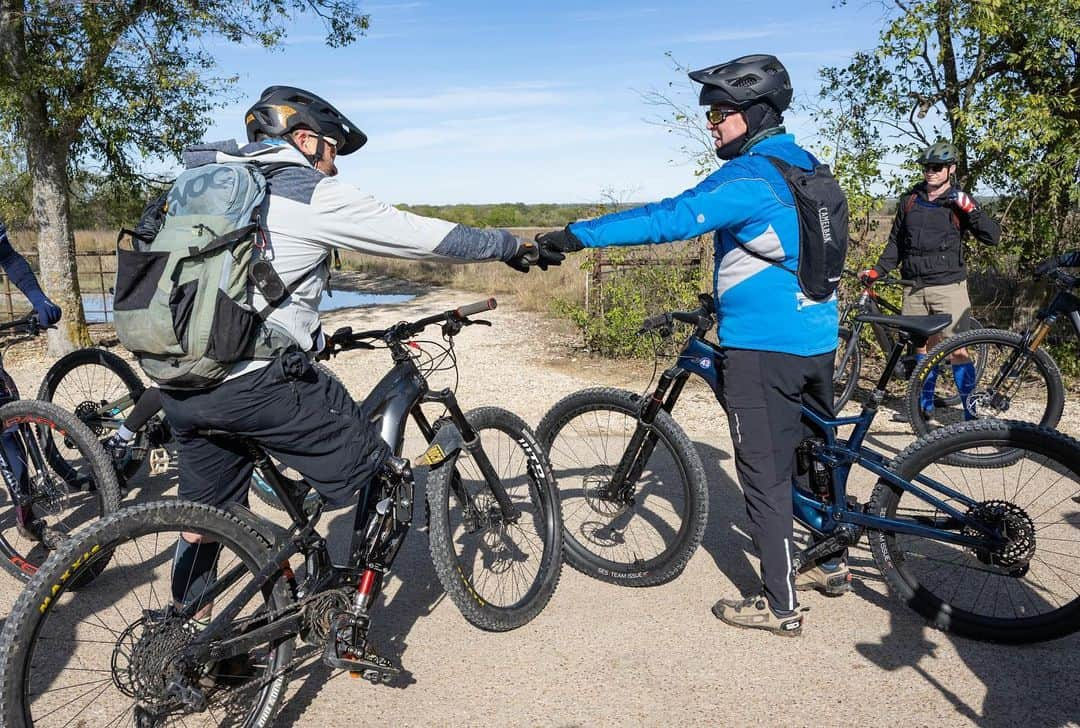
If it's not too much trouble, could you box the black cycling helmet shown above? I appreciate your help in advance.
[917,141,959,165]
[688,54,792,113]
[245,86,367,155]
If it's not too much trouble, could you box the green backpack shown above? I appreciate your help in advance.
[113,162,297,388]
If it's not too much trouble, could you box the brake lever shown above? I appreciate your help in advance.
[467,318,492,327]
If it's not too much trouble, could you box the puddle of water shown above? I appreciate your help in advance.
[82,290,417,324]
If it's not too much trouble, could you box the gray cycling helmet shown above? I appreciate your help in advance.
[917,141,959,165]
[245,86,367,155]
[689,54,793,113]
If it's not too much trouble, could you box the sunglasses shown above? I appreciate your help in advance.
[922,163,947,173]
[705,106,740,125]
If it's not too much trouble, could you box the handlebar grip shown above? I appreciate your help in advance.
[455,298,497,318]
[639,312,672,332]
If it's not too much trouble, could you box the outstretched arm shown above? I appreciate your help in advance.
[304,179,525,265]
[568,172,762,249]
[0,222,61,325]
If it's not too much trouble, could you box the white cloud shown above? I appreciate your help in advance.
[341,84,577,113]
[566,7,660,22]
[364,1,429,10]
[678,29,779,43]
[372,117,656,154]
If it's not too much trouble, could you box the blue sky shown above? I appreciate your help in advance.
[200,1,888,204]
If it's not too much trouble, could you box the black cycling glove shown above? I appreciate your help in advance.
[1033,256,1060,279]
[534,227,584,269]
[504,239,540,273]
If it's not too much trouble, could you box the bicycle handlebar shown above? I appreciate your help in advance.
[638,293,716,337]
[842,268,915,288]
[325,298,498,355]
[1044,267,1080,290]
[0,313,40,337]
[454,298,497,318]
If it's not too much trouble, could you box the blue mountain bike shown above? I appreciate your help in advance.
[538,293,1080,644]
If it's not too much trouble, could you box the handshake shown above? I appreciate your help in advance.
[505,227,586,273]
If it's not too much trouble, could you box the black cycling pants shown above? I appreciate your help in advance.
[721,348,834,613]
[159,352,391,512]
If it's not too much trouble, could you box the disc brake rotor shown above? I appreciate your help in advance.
[582,465,630,517]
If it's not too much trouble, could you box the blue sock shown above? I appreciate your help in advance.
[952,362,977,420]
[917,354,937,413]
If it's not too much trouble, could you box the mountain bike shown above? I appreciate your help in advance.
[537,293,1080,644]
[0,315,121,581]
[834,269,983,409]
[37,347,167,480]
[905,265,1073,457]
[39,346,333,506]
[0,299,563,727]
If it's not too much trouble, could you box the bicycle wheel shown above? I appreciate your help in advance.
[906,329,1064,466]
[868,420,1080,644]
[833,326,861,410]
[425,407,562,631]
[0,400,121,581]
[0,501,295,727]
[37,348,147,479]
[536,387,708,587]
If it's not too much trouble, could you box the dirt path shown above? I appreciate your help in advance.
[2,279,1077,727]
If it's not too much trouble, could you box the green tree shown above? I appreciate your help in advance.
[0,1,368,352]
[819,0,1080,266]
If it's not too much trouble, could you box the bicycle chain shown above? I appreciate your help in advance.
[182,585,355,710]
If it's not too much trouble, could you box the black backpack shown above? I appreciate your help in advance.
[743,154,849,302]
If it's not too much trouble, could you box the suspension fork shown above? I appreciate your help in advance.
[423,389,520,522]
[608,368,690,501]
[834,318,863,380]
[987,313,1057,395]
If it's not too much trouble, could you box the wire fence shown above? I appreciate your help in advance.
[0,251,115,323]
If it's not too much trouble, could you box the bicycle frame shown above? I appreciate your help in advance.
[169,311,522,674]
[619,318,1008,561]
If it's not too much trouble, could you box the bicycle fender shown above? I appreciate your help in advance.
[415,422,464,468]
[226,502,288,547]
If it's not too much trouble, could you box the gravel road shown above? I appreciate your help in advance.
[1,278,1077,728]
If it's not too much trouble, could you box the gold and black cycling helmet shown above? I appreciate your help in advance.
[917,141,960,165]
[688,54,793,113]
[245,86,367,155]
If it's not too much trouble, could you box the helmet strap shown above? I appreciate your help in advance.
[285,131,324,169]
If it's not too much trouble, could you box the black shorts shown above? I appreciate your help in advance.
[159,352,390,510]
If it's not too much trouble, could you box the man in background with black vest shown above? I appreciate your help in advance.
[862,142,1000,423]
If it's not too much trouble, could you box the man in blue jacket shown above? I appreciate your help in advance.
[537,54,846,636]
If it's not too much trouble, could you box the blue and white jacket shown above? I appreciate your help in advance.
[569,133,837,357]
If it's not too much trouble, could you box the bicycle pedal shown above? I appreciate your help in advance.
[148,447,171,475]
[328,650,399,682]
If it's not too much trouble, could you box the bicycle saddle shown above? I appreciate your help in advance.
[852,313,952,339]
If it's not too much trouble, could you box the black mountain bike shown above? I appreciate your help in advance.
[834,269,983,409]
[905,265,1073,455]
[538,293,1080,643]
[0,299,562,727]
[0,315,121,581]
